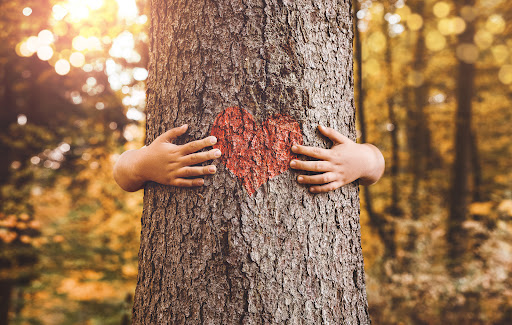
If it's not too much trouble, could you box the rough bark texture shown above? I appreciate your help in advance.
[132,0,370,324]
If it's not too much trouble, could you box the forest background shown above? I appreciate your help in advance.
[1,0,511,324]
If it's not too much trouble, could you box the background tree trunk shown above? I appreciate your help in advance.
[132,0,370,324]
[447,0,476,274]
[354,0,375,222]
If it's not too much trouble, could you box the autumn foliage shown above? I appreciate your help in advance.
[1,0,512,324]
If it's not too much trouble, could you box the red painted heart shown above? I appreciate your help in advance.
[211,107,303,195]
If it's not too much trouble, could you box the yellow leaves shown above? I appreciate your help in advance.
[469,202,494,216]
[498,65,512,85]
[122,264,138,278]
[474,30,494,49]
[491,45,509,64]
[0,229,17,243]
[426,31,446,51]
[433,2,451,18]
[395,6,411,22]
[486,15,506,34]
[407,14,424,31]
[367,31,386,53]
[498,200,512,217]
[438,17,466,35]
[364,58,381,77]
[57,278,118,301]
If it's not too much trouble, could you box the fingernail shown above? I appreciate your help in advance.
[196,179,204,186]
[182,124,188,129]
[292,145,298,151]
[209,166,216,173]
[310,187,317,193]
[298,176,303,182]
[214,150,221,157]
[210,136,217,144]
[290,160,296,167]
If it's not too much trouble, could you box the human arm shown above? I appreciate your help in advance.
[290,125,385,193]
[113,124,222,192]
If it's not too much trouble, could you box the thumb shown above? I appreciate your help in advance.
[318,125,350,144]
[157,124,188,142]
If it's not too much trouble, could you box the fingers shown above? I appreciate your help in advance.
[171,178,204,187]
[309,181,342,193]
[297,172,337,185]
[181,148,222,166]
[181,136,218,155]
[290,159,332,172]
[318,125,350,144]
[291,144,330,160]
[176,165,216,178]
[158,124,188,142]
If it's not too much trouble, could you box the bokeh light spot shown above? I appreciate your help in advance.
[26,36,40,53]
[474,30,494,49]
[133,68,148,81]
[37,46,54,61]
[70,52,86,67]
[498,65,512,85]
[491,45,509,64]
[17,114,28,126]
[55,59,71,75]
[38,30,54,45]
[426,31,446,51]
[486,15,505,34]
[407,14,423,31]
[456,43,479,64]
[461,5,477,22]
[433,2,450,18]
[367,31,386,53]
[72,36,88,51]
[22,7,32,16]
[52,4,68,20]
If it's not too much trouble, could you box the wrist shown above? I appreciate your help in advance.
[132,146,149,185]
[359,143,384,186]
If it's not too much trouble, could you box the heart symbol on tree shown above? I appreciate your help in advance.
[211,107,303,195]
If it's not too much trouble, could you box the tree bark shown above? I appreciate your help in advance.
[132,0,370,324]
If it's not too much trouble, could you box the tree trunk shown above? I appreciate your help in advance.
[407,1,431,219]
[353,0,377,228]
[384,10,401,218]
[132,0,371,324]
[470,128,482,202]
[447,0,476,274]
[0,280,12,325]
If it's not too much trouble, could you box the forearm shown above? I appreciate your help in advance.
[113,148,147,192]
[358,143,385,186]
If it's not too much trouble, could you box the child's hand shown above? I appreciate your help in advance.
[113,124,221,192]
[290,125,385,193]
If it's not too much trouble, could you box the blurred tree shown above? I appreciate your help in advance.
[384,3,401,220]
[132,0,371,323]
[355,0,375,221]
[408,1,432,219]
[447,0,476,274]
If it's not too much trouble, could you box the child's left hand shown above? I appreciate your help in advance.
[290,125,385,193]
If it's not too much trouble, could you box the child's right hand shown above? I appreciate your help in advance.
[113,124,222,192]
